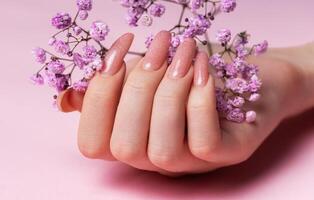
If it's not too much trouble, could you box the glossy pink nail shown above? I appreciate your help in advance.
[142,31,171,71]
[194,51,209,87]
[168,38,196,79]
[102,33,134,75]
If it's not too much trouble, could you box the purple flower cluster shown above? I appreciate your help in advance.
[77,0,92,11]
[134,0,266,123]
[90,21,110,41]
[51,13,72,29]
[220,0,237,13]
[120,0,166,27]
[210,30,266,123]
[32,0,267,124]
[31,0,108,106]
[139,0,238,63]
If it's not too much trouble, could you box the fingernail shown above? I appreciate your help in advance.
[168,38,196,79]
[102,33,134,75]
[142,31,171,71]
[194,51,209,87]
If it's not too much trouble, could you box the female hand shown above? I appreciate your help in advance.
[58,31,314,176]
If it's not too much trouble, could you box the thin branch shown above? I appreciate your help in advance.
[204,32,213,56]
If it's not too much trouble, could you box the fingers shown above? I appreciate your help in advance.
[110,31,171,170]
[57,57,143,113]
[147,38,196,172]
[77,33,133,160]
[187,51,223,162]
[187,51,252,165]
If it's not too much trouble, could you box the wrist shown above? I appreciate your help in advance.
[302,43,314,106]
[268,43,314,116]
[292,43,314,110]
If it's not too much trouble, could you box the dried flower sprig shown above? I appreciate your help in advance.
[30,0,142,106]
[31,0,268,123]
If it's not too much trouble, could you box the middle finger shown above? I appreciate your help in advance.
[148,38,196,172]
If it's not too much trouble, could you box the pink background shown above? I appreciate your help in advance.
[1,0,314,199]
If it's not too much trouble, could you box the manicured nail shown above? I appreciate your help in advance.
[194,51,209,87]
[102,33,134,75]
[142,31,171,71]
[168,38,196,79]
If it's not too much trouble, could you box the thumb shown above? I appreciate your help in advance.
[57,88,85,112]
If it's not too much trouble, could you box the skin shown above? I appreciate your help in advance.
[57,31,314,177]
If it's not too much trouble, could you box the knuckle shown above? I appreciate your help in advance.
[125,78,150,94]
[155,92,179,106]
[86,85,115,105]
[189,142,220,161]
[77,134,114,160]
[78,144,106,159]
[110,141,143,163]
[189,104,208,112]
[188,100,209,112]
[147,149,177,171]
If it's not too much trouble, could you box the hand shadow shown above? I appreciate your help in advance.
[101,108,314,198]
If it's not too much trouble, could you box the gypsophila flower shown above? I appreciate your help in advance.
[32,48,46,64]
[227,108,245,123]
[73,80,89,92]
[44,70,57,87]
[51,13,72,29]
[73,26,82,35]
[83,66,96,79]
[30,74,44,85]
[234,31,250,48]
[54,74,70,92]
[83,45,97,60]
[79,10,89,20]
[184,15,211,38]
[235,44,249,58]
[220,0,236,13]
[249,93,261,102]
[248,74,262,92]
[48,37,56,46]
[253,40,268,55]
[90,55,103,71]
[216,29,232,44]
[145,34,154,48]
[54,40,70,55]
[246,111,256,123]
[73,53,88,69]
[76,0,92,11]
[171,35,183,48]
[149,3,166,17]
[226,78,248,94]
[229,96,245,107]
[225,63,238,77]
[140,14,153,26]
[47,60,65,74]
[209,53,225,69]
[90,21,109,41]
[189,0,205,11]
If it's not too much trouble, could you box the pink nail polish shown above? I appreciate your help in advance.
[168,59,186,79]
[194,51,209,86]
[101,33,134,75]
[142,62,155,71]
[103,50,118,75]
[167,39,196,79]
[195,69,207,86]
[142,31,171,71]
